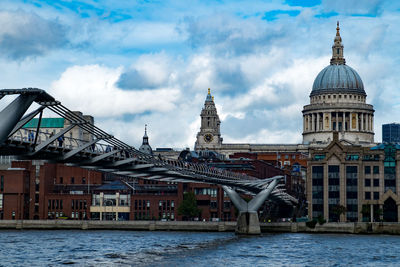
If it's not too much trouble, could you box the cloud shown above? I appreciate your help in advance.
[321,0,384,16]
[0,10,68,60]
[50,64,180,117]
[180,14,287,56]
[117,53,173,90]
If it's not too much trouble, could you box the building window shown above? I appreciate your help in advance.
[346,154,359,161]
[312,166,324,218]
[0,175,3,191]
[373,192,379,200]
[82,177,86,184]
[365,192,371,200]
[314,154,326,161]
[346,166,358,221]
[373,166,379,174]
[373,179,379,187]
[365,179,371,187]
[60,177,63,184]
[0,194,3,209]
[71,177,75,184]
[365,166,371,174]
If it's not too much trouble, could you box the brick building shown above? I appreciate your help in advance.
[0,160,240,222]
[0,161,103,220]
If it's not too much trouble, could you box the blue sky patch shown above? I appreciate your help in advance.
[263,9,301,21]
[284,0,321,7]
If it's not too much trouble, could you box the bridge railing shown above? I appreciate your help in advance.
[10,128,137,157]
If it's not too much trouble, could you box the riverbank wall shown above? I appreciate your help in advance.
[1,220,400,234]
[0,220,236,232]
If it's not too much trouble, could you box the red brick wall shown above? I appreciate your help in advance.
[0,169,30,220]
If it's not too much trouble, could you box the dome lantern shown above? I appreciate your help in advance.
[331,21,345,65]
[311,22,365,97]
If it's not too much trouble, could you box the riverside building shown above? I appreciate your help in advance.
[382,123,400,143]
[308,134,400,222]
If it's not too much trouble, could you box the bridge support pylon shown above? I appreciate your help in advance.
[222,179,279,235]
[0,93,38,144]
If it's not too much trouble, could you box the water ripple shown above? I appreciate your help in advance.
[1,230,400,266]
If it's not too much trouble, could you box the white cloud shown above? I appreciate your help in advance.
[50,64,180,117]
[0,10,68,60]
[224,128,302,144]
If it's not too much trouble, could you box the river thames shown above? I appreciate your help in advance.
[1,230,399,266]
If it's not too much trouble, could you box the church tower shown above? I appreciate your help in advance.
[194,89,223,151]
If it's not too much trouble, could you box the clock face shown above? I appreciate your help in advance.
[204,134,213,143]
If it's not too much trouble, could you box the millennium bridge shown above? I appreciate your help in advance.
[0,88,297,234]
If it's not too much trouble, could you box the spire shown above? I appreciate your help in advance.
[330,21,345,65]
[336,21,340,37]
[139,123,152,155]
[142,124,149,145]
[205,88,213,102]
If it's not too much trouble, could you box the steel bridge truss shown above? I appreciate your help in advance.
[0,88,297,229]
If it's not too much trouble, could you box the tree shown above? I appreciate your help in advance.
[361,205,370,222]
[178,192,201,220]
[331,204,347,222]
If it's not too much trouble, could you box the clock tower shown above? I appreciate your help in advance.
[195,88,223,151]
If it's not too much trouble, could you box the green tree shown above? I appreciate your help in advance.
[361,205,370,222]
[178,192,201,220]
[331,204,347,222]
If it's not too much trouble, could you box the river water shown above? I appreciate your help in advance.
[1,230,399,266]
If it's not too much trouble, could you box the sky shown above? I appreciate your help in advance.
[1,0,400,149]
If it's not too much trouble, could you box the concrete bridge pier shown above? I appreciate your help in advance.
[236,211,261,234]
[222,178,279,235]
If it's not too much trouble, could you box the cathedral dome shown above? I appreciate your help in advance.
[311,64,365,96]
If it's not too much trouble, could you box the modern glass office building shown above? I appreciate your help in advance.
[383,123,400,143]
